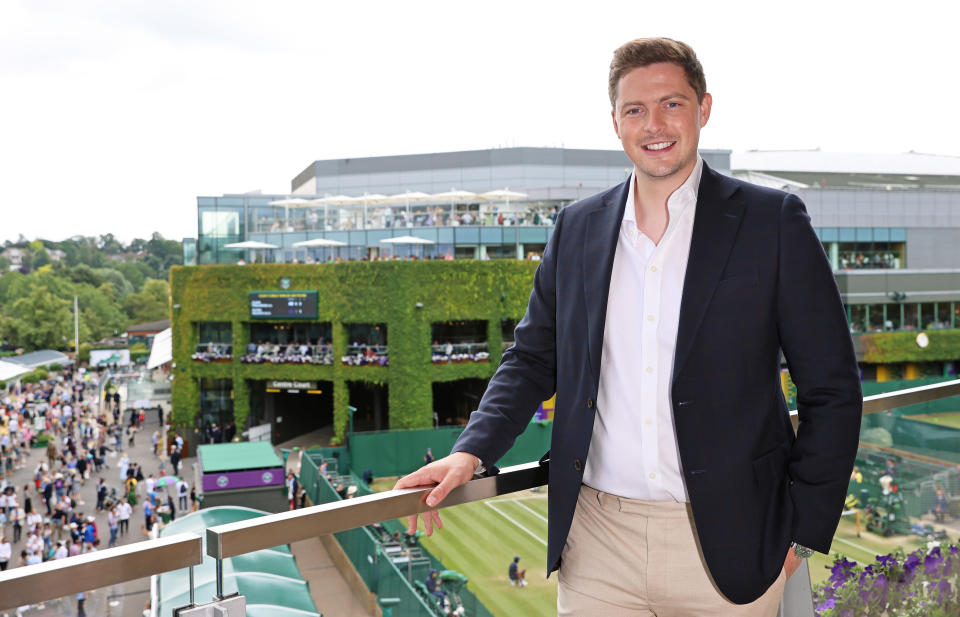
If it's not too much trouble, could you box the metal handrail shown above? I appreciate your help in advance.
[0,532,202,611]
[861,377,960,415]
[206,460,547,560]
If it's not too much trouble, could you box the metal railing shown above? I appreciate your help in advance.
[0,533,202,609]
[3,378,960,614]
[191,342,233,361]
[430,342,490,363]
[240,343,334,365]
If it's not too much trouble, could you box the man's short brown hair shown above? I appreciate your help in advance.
[608,38,707,108]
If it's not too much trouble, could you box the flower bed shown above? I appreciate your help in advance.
[341,353,389,366]
[240,353,333,365]
[431,352,490,364]
[814,545,960,616]
[191,351,232,362]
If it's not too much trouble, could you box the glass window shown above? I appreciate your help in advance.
[921,303,936,329]
[849,305,867,332]
[930,303,951,330]
[904,304,919,330]
[873,228,890,242]
[856,228,873,242]
[891,228,907,242]
[201,210,240,237]
[885,304,903,331]
[839,228,856,242]
[200,378,233,437]
[198,322,232,344]
[867,304,886,332]
[821,228,838,242]
[836,241,904,270]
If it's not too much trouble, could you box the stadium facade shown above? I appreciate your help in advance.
[177,147,960,441]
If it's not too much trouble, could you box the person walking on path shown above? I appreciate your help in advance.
[177,479,189,511]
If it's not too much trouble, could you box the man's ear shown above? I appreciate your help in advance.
[699,93,712,128]
[611,109,621,139]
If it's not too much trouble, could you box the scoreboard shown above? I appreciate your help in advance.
[249,291,318,319]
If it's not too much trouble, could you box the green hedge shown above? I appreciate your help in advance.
[171,261,539,438]
[861,330,960,363]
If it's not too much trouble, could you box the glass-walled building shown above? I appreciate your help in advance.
[188,147,960,338]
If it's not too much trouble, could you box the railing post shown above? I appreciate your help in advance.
[215,557,224,598]
[189,565,195,605]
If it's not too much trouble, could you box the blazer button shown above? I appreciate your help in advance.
[586,398,594,409]
[573,459,582,471]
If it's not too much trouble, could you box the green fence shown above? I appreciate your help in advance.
[350,420,552,478]
[301,452,496,617]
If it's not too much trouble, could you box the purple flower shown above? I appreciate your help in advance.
[829,557,857,585]
[924,552,943,576]
[816,597,836,612]
[878,554,898,568]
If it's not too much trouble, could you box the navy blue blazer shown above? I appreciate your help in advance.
[451,162,862,604]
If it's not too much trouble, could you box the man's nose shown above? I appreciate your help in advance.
[644,108,665,133]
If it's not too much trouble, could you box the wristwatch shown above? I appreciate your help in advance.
[792,542,815,559]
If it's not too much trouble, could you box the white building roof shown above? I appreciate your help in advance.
[732,150,960,177]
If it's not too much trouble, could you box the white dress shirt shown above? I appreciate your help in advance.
[583,156,703,502]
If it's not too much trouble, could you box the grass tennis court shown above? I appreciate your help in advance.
[370,479,934,615]
[371,479,557,617]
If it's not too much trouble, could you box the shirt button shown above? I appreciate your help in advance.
[586,398,594,409]
[645,418,653,425]
[650,265,658,272]
[574,459,582,471]
[646,366,654,374]
[647,315,655,322]
[649,472,657,479]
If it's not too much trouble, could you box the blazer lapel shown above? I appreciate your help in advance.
[584,179,629,388]
[672,164,745,381]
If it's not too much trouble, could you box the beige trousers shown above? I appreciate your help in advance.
[558,485,786,617]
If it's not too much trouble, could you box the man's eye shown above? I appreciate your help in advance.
[666,102,680,109]
[626,108,641,115]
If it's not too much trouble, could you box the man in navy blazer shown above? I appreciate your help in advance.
[397,38,861,613]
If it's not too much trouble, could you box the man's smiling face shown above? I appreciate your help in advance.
[612,62,711,183]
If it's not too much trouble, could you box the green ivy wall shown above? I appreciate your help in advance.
[170,262,538,439]
[861,330,960,363]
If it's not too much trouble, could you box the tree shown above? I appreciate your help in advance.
[0,286,82,350]
[32,248,52,269]
[123,279,170,323]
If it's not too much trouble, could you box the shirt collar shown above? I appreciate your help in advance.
[623,154,703,224]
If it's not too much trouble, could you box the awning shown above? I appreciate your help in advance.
[147,328,172,369]
[0,360,32,381]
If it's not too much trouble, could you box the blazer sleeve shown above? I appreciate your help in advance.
[450,208,564,469]
[777,193,863,553]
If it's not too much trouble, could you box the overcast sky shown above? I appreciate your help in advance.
[1,1,957,244]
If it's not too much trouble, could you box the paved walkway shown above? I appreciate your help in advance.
[2,386,186,617]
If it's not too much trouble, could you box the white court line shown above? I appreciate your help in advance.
[511,499,548,524]
[832,536,879,557]
[485,501,547,547]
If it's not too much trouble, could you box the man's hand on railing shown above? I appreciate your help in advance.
[393,451,480,536]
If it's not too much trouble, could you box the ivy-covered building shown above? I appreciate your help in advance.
[170,261,539,444]
[174,147,960,442]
